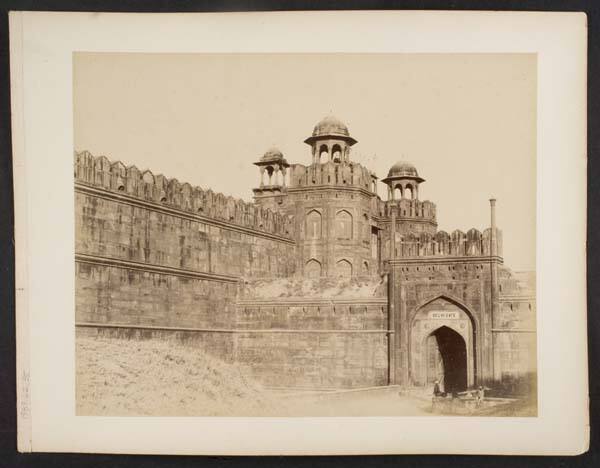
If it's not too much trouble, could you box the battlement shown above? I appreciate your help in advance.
[74,151,294,239]
[288,162,378,193]
[391,227,503,259]
[377,198,437,221]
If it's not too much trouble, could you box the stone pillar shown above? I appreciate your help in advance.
[259,167,265,187]
[325,205,333,276]
[377,228,383,273]
[398,282,409,386]
[390,208,397,260]
[490,198,497,255]
[387,270,396,385]
[489,198,500,381]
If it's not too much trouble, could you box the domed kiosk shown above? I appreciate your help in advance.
[253,147,289,188]
[382,160,425,200]
[304,115,357,165]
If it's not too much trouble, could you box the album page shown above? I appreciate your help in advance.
[11,10,588,455]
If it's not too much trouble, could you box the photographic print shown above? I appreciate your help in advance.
[73,53,537,417]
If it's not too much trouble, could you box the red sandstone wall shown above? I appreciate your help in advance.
[231,300,389,388]
[233,331,388,389]
[76,263,239,328]
[75,191,295,279]
[74,152,390,390]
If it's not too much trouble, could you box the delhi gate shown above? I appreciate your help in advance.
[75,115,536,395]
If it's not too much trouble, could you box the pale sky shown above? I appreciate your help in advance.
[74,53,536,271]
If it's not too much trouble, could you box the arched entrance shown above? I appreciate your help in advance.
[409,297,476,390]
[427,326,468,393]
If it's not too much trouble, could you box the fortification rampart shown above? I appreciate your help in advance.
[75,151,298,333]
[75,151,294,238]
[74,147,533,394]
[288,161,377,193]
[386,227,503,259]
[74,152,391,389]
[377,198,437,221]
[78,295,390,390]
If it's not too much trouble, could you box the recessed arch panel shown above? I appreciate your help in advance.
[306,209,322,239]
[409,297,476,390]
[335,210,353,239]
[305,258,322,278]
[335,259,352,278]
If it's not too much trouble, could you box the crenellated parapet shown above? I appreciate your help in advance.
[380,198,437,221]
[288,161,378,193]
[391,227,503,259]
[74,151,294,238]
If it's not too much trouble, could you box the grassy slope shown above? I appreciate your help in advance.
[76,335,279,416]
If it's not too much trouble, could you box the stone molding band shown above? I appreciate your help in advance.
[499,295,536,302]
[75,253,240,284]
[388,255,504,266]
[76,322,391,334]
[236,298,388,306]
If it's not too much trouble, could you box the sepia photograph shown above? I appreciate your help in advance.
[73,52,537,417]
[10,10,589,455]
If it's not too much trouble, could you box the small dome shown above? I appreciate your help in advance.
[312,115,350,138]
[261,147,284,162]
[387,161,419,178]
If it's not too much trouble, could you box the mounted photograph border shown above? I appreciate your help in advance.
[8,8,588,456]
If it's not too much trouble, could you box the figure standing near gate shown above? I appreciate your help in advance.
[476,385,485,406]
[433,379,442,397]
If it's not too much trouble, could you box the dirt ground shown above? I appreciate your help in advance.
[76,335,532,417]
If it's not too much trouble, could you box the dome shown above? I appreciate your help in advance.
[254,146,289,168]
[382,160,425,184]
[387,161,419,178]
[261,147,284,162]
[312,115,350,138]
[304,115,358,146]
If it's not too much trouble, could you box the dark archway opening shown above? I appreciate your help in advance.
[430,326,467,394]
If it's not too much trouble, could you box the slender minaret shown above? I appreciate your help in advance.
[489,198,499,381]
[388,205,397,385]
[390,207,397,260]
[490,198,497,256]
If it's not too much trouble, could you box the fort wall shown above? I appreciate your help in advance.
[232,298,389,388]
[74,153,389,389]
[384,227,502,259]
[74,148,535,393]
[75,151,294,239]
[75,151,297,330]
[288,161,377,192]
